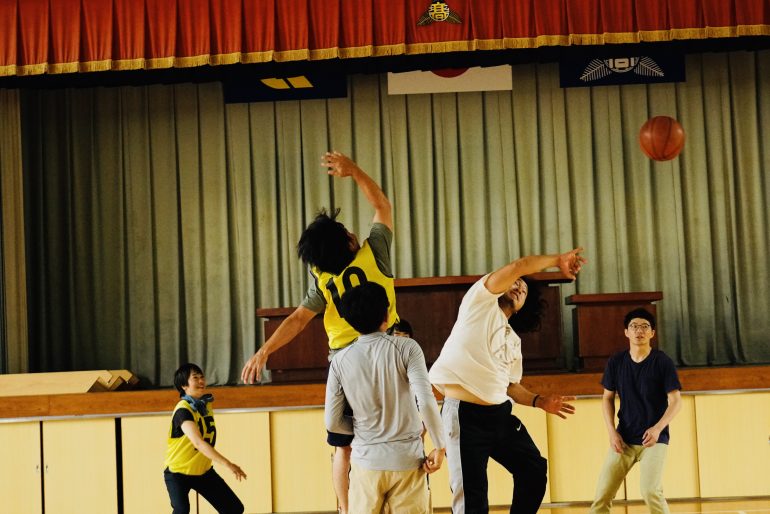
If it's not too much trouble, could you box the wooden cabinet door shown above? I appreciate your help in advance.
[122,415,197,514]
[0,422,42,514]
[197,412,272,514]
[43,418,118,514]
[695,392,770,497]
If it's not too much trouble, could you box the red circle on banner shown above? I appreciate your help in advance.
[431,68,468,78]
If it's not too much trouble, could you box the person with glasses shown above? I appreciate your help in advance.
[589,308,683,514]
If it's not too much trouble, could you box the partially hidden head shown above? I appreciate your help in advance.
[340,282,390,335]
[392,319,413,338]
[297,208,358,275]
[173,363,205,397]
[506,277,546,333]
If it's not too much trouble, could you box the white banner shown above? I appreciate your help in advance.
[387,65,513,95]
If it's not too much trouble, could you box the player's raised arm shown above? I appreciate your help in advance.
[321,151,392,230]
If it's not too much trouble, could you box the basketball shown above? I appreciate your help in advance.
[638,116,686,161]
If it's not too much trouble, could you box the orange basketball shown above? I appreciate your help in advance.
[639,116,685,161]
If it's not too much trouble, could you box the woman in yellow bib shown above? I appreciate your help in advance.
[164,363,246,514]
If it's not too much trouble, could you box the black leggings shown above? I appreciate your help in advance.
[164,467,243,514]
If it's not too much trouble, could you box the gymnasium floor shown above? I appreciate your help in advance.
[472,498,770,514]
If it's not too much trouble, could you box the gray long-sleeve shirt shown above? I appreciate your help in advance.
[325,332,446,471]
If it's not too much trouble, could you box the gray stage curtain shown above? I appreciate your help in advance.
[1,89,27,374]
[20,51,770,385]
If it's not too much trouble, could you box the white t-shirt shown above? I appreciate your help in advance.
[429,274,523,405]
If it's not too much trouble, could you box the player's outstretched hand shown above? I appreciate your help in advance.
[537,394,576,419]
[558,248,586,279]
[241,348,267,384]
[321,151,360,178]
[227,461,247,481]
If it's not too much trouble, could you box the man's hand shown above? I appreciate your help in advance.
[322,151,360,178]
[422,448,445,474]
[536,394,576,419]
[609,430,627,453]
[241,348,268,384]
[641,426,662,447]
[227,461,247,481]
[558,248,586,279]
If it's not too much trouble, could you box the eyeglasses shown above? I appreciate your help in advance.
[628,323,652,331]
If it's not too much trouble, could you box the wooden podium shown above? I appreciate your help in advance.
[258,272,573,383]
[565,291,663,371]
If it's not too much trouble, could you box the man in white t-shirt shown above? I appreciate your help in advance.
[429,249,586,514]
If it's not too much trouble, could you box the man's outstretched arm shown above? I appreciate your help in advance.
[485,248,586,295]
[241,306,317,384]
[322,151,392,230]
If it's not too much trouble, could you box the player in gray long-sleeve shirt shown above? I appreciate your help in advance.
[325,282,445,513]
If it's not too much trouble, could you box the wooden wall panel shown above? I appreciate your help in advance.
[43,418,118,514]
[269,409,336,512]
[197,412,272,514]
[695,392,770,497]
[0,422,42,514]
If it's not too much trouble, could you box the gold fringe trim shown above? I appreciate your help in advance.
[145,56,175,69]
[209,52,241,66]
[309,47,340,60]
[670,28,707,40]
[112,58,146,71]
[0,64,17,77]
[502,37,537,49]
[47,62,79,74]
[638,30,675,42]
[4,25,770,77]
[602,32,642,44]
[737,24,770,36]
[405,40,475,55]
[339,45,374,59]
[16,63,48,76]
[535,34,571,47]
[475,39,507,51]
[174,54,211,68]
[273,49,309,62]
[372,44,406,57]
[240,50,274,64]
[79,60,112,73]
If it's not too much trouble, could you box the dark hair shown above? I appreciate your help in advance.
[392,319,413,337]
[624,308,656,329]
[340,282,390,335]
[508,277,546,333]
[297,208,356,275]
[173,363,204,396]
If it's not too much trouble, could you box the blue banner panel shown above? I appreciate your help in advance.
[560,50,685,88]
[223,72,348,103]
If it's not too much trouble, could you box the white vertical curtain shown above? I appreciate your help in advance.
[20,50,770,385]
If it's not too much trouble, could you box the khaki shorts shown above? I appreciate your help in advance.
[349,462,430,514]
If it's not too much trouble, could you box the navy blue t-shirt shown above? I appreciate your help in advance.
[601,349,681,445]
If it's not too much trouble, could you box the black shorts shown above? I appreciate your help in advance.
[327,430,354,447]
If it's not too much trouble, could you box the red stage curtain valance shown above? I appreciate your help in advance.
[0,0,768,77]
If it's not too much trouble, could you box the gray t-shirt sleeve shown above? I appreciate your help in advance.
[300,271,326,313]
[324,359,354,435]
[405,340,446,450]
[367,223,394,278]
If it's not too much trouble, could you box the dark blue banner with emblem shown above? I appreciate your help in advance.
[559,49,685,88]
[223,70,348,103]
